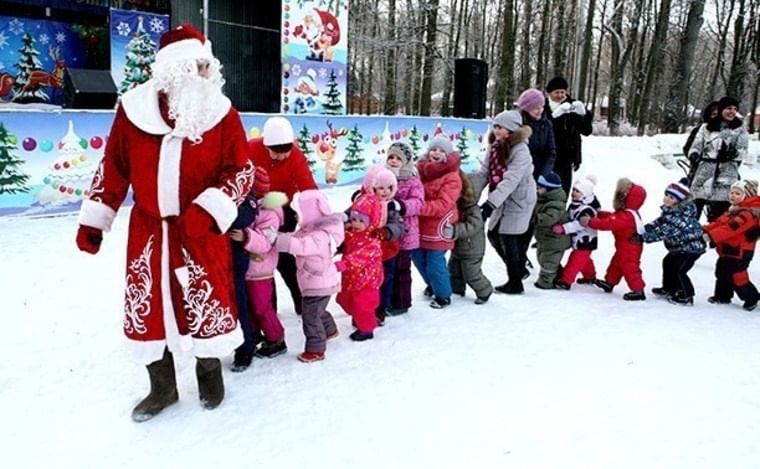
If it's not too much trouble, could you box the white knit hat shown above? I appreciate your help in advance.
[573,175,597,200]
[262,117,294,146]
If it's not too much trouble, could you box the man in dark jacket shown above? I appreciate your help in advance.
[544,76,593,194]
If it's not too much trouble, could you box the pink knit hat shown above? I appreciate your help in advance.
[517,88,546,112]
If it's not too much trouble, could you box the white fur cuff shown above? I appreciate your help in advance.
[194,187,237,233]
[78,199,117,232]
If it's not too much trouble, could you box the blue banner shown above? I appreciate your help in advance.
[0,15,88,104]
[109,8,169,95]
[0,110,490,217]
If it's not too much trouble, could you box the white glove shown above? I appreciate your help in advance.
[552,102,573,119]
[572,101,587,116]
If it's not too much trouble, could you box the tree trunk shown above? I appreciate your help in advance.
[606,0,625,135]
[577,0,597,101]
[419,0,439,116]
[663,0,705,133]
[520,0,534,90]
[552,0,568,77]
[726,0,751,99]
[636,0,672,134]
[591,0,609,114]
[708,0,735,99]
[383,0,397,115]
[493,0,515,112]
[440,0,459,116]
[536,0,552,89]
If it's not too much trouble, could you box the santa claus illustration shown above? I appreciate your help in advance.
[76,24,254,421]
[294,8,341,62]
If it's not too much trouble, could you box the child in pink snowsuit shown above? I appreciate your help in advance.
[276,189,345,363]
[336,193,384,342]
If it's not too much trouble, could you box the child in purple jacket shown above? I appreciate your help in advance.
[386,142,425,315]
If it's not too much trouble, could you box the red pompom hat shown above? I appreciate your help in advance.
[154,23,214,68]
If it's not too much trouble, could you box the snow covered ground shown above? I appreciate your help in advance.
[2,134,760,468]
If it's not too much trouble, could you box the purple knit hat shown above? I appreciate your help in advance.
[517,88,545,112]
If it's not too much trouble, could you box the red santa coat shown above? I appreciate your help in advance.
[77,81,255,364]
[248,138,317,201]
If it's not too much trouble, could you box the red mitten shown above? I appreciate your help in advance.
[76,225,103,255]
[335,260,347,272]
[183,204,216,239]
[551,224,565,235]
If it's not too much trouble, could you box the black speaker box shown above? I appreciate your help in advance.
[453,59,488,119]
[63,68,118,109]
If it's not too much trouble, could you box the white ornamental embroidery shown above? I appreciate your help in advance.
[223,159,255,205]
[181,248,236,337]
[88,159,106,202]
[124,235,154,335]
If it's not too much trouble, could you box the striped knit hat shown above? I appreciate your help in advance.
[731,179,759,198]
[664,178,691,202]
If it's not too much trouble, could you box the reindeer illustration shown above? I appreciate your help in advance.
[315,120,349,184]
[15,46,66,99]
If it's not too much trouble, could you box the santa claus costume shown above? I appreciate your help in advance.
[76,24,254,421]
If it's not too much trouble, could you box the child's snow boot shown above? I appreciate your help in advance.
[594,279,614,293]
[651,287,670,298]
[131,348,179,422]
[231,350,254,372]
[429,297,451,309]
[255,340,287,359]
[623,290,646,301]
[707,296,731,304]
[196,357,225,410]
[298,351,325,363]
[576,277,595,285]
[668,293,694,306]
[350,330,374,341]
[553,279,571,290]
[386,307,409,316]
[423,286,434,298]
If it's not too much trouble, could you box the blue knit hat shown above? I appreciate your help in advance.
[538,172,562,190]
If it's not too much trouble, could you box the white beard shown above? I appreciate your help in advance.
[153,59,226,142]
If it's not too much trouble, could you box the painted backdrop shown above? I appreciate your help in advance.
[0,110,490,216]
[109,8,169,96]
[281,0,348,115]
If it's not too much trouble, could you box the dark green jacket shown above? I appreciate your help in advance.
[452,199,486,259]
[533,188,571,250]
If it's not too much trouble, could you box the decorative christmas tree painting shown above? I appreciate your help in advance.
[456,127,470,161]
[297,124,316,168]
[408,125,422,160]
[321,68,344,115]
[36,121,93,206]
[342,125,365,172]
[0,123,31,195]
[12,32,49,103]
[119,17,156,95]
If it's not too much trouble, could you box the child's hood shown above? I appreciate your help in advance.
[614,178,646,211]
[293,189,332,227]
[417,152,461,182]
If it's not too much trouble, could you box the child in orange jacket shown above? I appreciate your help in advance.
[703,180,760,311]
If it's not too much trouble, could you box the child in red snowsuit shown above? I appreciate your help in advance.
[703,180,760,311]
[336,193,384,341]
[586,178,648,300]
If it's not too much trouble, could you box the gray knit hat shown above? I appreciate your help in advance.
[427,135,453,155]
[387,142,415,165]
[492,110,522,132]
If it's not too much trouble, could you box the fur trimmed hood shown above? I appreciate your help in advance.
[613,178,647,211]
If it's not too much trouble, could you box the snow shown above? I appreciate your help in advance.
[2,134,760,468]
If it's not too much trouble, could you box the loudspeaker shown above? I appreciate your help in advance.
[453,59,488,119]
[63,68,118,109]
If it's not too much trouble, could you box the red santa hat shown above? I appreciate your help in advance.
[315,9,341,45]
[154,23,214,68]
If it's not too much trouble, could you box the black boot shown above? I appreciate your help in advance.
[594,279,614,293]
[132,348,179,422]
[231,350,254,373]
[623,290,646,301]
[255,340,288,359]
[196,357,225,410]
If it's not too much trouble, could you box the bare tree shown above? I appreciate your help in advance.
[520,0,534,90]
[606,0,644,135]
[636,0,672,134]
[419,0,440,115]
[383,0,397,114]
[726,0,756,99]
[577,0,597,100]
[493,0,515,112]
[663,0,706,132]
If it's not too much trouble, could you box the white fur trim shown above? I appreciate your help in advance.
[157,135,182,217]
[154,38,214,68]
[161,221,190,355]
[120,79,231,136]
[627,209,645,235]
[78,199,117,232]
[191,326,243,358]
[194,188,238,233]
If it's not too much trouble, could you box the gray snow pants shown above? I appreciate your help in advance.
[448,254,493,299]
[302,295,337,353]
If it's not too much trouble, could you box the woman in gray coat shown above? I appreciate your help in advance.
[688,96,749,222]
[471,110,537,294]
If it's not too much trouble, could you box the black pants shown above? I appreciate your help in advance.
[694,199,730,223]
[661,252,701,298]
[488,229,529,288]
[714,256,759,303]
[275,205,303,315]
[554,159,574,195]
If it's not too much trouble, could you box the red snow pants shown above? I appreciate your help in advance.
[337,289,378,333]
[560,250,597,285]
[604,246,645,292]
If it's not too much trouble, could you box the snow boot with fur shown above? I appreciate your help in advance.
[196,357,225,410]
[131,348,179,422]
